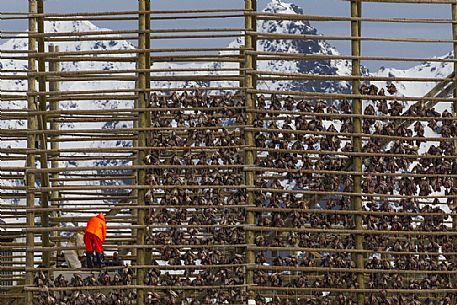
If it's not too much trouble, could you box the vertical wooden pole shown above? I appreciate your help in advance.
[451,8,457,296]
[244,0,257,302]
[453,3,457,126]
[26,0,38,304]
[240,45,245,91]
[452,3,457,223]
[145,0,152,146]
[351,1,365,304]
[251,1,257,88]
[48,45,60,269]
[36,0,51,269]
[145,0,151,88]
[143,0,152,267]
[131,18,140,265]
[37,0,45,114]
[137,0,147,304]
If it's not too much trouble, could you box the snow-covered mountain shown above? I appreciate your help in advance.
[370,52,454,119]
[216,0,356,93]
[372,52,453,98]
[1,0,454,206]
[1,20,137,207]
[0,0,357,96]
[0,0,356,205]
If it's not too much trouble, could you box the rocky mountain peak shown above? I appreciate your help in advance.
[264,0,304,15]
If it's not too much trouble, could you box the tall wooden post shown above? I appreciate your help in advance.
[145,0,152,147]
[136,0,148,304]
[453,3,457,127]
[244,0,257,302]
[26,0,38,304]
[351,1,365,304]
[48,45,60,269]
[451,8,457,295]
[36,0,52,269]
[452,2,457,227]
[143,0,152,267]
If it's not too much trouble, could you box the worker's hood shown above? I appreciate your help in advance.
[97,212,106,222]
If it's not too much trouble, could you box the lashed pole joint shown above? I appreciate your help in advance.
[351,1,366,304]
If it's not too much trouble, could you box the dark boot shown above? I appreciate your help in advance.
[95,252,104,268]
[86,252,94,268]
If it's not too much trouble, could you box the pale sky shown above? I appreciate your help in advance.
[1,0,453,72]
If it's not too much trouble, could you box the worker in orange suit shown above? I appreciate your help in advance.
[84,212,107,268]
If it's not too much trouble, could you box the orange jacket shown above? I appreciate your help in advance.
[85,212,107,242]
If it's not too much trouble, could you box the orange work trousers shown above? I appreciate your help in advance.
[84,232,103,252]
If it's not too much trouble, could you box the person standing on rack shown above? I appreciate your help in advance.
[84,212,107,268]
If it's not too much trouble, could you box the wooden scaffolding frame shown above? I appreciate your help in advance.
[1,0,457,304]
